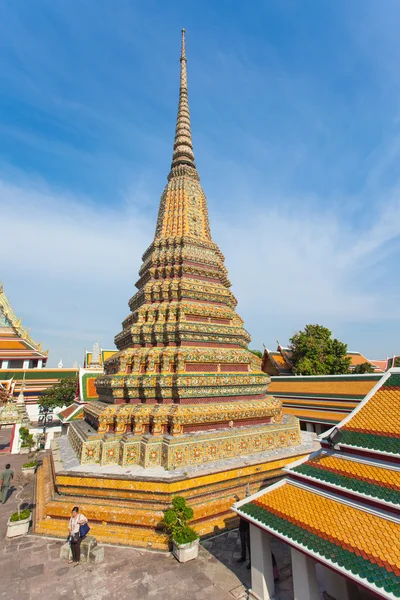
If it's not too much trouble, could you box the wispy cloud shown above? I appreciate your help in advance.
[2,173,399,365]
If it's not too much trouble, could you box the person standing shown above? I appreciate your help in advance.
[236,484,251,569]
[68,506,88,567]
[237,517,251,568]
[0,463,14,504]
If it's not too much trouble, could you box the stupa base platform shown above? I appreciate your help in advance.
[68,410,301,470]
[34,433,317,550]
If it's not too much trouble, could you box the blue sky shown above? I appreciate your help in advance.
[1,0,400,366]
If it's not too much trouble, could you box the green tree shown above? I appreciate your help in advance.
[249,349,263,359]
[352,362,375,374]
[39,377,77,409]
[289,324,351,376]
[19,426,35,450]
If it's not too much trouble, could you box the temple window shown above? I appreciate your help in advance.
[8,359,24,369]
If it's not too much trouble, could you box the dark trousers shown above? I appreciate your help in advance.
[70,537,81,562]
[1,485,10,504]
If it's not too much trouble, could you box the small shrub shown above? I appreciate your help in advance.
[10,508,30,522]
[162,496,199,546]
[173,526,198,545]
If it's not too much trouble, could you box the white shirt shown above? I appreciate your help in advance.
[69,513,87,534]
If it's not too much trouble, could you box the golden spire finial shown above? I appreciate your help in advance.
[170,28,196,173]
[181,28,186,61]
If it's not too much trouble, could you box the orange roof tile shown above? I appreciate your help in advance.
[371,360,388,371]
[272,354,287,367]
[283,407,349,423]
[269,378,378,398]
[343,379,400,436]
[254,482,400,569]
[347,353,372,366]
[0,341,26,349]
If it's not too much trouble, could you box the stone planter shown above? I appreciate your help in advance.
[19,447,30,455]
[22,466,36,476]
[6,512,31,538]
[172,538,199,563]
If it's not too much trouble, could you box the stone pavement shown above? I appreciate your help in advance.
[203,530,295,600]
[0,450,35,540]
[0,425,12,452]
[0,536,251,600]
[0,450,300,600]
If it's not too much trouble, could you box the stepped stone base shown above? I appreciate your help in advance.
[34,435,317,550]
[60,535,104,563]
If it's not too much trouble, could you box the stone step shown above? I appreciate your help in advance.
[39,515,169,550]
[89,545,104,564]
[80,535,97,561]
[59,536,103,564]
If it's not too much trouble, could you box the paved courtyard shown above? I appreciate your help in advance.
[0,426,12,452]
[0,451,299,600]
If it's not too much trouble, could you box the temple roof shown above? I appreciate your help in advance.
[370,358,389,371]
[0,285,48,359]
[262,345,386,376]
[269,374,380,399]
[235,368,400,598]
[268,373,382,425]
[338,371,400,455]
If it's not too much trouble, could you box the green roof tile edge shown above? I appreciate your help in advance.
[0,370,77,380]
[384,374,400,387]
[292,464,400,505]
[340,431,400,454]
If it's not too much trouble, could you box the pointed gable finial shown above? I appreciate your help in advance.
[170,28,196,174]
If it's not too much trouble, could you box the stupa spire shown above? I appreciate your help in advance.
[170,28,196,173]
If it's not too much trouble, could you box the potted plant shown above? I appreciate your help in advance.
[6,474,31,538]
[21,460,37,476]
[162,496,199,563]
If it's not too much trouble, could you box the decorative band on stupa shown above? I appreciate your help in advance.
[73,30,300,469]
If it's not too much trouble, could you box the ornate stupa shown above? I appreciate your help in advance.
[0,381,19,426]
[36,31,313,551]
[0,380,30,426]
[69,30,300,470]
